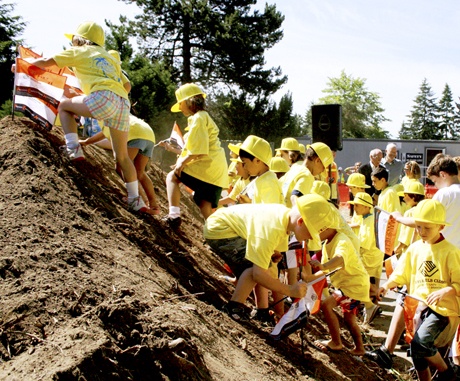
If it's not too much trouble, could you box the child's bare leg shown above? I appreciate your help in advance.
[271,291,285,318]
[320,296,343,350]
[132,152,158,209]
[231,267,256,303]
[384,303,405,352]
[166,171,181,208]
[110,129,137,183]
[254,284,269,309]
[198,200,214,220]
[344,312,365,355]
[58,96,92,134]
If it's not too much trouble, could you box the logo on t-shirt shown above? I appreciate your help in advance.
[418,261,438,277]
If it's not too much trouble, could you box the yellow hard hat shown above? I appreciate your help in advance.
[275,138,300,152]
[295,194,339,249]
[345,173,370,188]
[307,142,333,168]
[269,157,290,173]
[108,50,121,64]
[65,21,105,47]
[299,144,306,154]
[398,180,425,197]
[311,180,331,200]
[228,135,272,166]
[348,192,373,208]
[171,83,206,112]
[412,199,450,226]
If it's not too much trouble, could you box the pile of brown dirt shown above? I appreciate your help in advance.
[0,116,411,380]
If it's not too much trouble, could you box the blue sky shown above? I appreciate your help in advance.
[15,0,460,138]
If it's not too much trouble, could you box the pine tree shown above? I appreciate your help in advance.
[438,84,458,140]
[399,79,440,140]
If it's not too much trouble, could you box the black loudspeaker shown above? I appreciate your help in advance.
[311,104,343,151]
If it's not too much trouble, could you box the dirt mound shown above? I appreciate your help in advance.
[0,116,407,380]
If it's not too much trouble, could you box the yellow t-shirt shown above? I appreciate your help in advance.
[53,45,128,99]
[398,207,418,247]
[378,186,401,213]
[181,111,228,189]
[245,171,283,204]
[228,178,250,201]
[359,214,385,279]
[322,232,370,302]
[280,161,314,207]
[101,115,155,143]
[390,238,460,317]
[203,203,290,269]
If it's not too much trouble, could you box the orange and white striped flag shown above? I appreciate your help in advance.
[170,121,185,148]
[13,58,66,131]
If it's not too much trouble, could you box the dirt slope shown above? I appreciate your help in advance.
[0,116,409,380]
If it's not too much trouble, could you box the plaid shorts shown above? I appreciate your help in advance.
[331,289,361,315]
[84,90,130,132]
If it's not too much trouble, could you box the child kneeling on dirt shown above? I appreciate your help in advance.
[309,216,371,356]
[378,199,460,381]
[203,194,336,322]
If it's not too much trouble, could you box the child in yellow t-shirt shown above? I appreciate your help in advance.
[348,192,384,324]
[204,194,335,323]
[309,218,371,356]
[345,173,371,233]
[379,199,460,381]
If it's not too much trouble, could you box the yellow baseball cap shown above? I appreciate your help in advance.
[299,144,306,155]
[228,135,272,166]
[311,180,331,200]
[345,173,370,188]
[295,194,339,249]
[65,21,105,47]
[275,138,300,152]
[348,192,373,208]
[307,142,333,168]
[397,181,425,197]
[412,199,450,226]
[269,157,290,173]
[171,83,206,112]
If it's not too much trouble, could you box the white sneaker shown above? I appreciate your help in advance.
[363,304,379,324]
[65,144,85,161]
[128,196,149,213]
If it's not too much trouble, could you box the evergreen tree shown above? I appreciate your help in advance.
[438,83,458,140]
[317,70,390,139]
[0,1,26,109]
[126,0,287,97]
[399,79,440,140]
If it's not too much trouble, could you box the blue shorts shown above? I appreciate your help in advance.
[411,308,449,371]
[84,90,130,132]
[128,139,154,158]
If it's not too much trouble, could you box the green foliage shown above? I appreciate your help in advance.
[126,0,286,96]
[438,84,459,140]
[209,91,301,146]
[316,71,390,139]
[0,2,25,107]
[399,79,440,140]
[0,99,21,118]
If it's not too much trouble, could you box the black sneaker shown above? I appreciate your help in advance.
[222,301,251,322]
[162,215,182,230]
[251,308,276,327]
[364,345,394,369]
[433,366,456,381]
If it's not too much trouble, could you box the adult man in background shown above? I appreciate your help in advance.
[359,149,384,202]
[382,143,404,187]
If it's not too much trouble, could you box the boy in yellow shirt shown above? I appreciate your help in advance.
[228,135,282,205]
[309,212,371,356]
[378,199,460,381]
[204,194,335,322]
[347,192,384,324]
[371,167,401,214]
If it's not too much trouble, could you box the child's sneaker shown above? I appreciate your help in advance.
[64,144,85,161]
[251,308,276,327]
[364,345,394,369]
[161,215,182,230]
[222,301,251,322]
[363,304,380,324]
[128,196,149,213]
